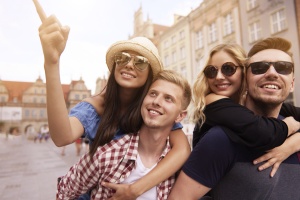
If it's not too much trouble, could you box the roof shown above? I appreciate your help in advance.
[1,80,70,102]
[2,81,32,102]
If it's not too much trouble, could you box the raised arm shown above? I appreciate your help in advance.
[201,94,300,152]
[103,129,191,199]
[33,0,83,146]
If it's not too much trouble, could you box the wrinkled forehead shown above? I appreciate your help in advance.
[249,49,292,63]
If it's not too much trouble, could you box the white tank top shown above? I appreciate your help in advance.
[122,154,157,200]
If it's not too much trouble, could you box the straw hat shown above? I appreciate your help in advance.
[106,37,163,77]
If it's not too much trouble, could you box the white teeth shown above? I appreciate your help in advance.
[122,73,134,78]
[217,84,229,88]
[150,110,160,115]
[264,84,278,89]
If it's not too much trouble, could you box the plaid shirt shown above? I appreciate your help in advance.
[57,133,175,200]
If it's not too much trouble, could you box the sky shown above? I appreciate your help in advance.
[0,0,202,94]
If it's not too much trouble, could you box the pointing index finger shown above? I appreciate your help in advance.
[33,0,47,22]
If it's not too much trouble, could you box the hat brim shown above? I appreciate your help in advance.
[106,39,163,77]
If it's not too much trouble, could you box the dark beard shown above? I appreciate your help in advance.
[250,95,282,116]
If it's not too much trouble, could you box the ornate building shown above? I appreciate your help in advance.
[0,77,91,138]
[132,0,300,106]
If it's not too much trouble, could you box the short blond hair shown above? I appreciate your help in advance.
[153,70,192,110]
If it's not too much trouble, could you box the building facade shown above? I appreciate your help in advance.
[132,0,300,106]
[0,77,91,138]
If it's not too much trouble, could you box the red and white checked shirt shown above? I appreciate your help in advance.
[56,133,175,200]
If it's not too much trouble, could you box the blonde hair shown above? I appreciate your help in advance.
[193,43,247,127]
[153,70,192,110]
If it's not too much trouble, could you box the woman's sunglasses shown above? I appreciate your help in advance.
[247,61,294,75]
[204,62,239,79]
[114,52,149,71]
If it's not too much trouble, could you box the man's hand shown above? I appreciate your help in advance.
[102,182,138,200]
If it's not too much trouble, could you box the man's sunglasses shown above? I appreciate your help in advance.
[203,62,239,79]
[114,52,149,71]
[247,61,294,75]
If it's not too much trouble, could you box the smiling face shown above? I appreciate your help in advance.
[141,79,185,129]
[207,50,243,100]
[114,50,150,90]
[246,49,294,112]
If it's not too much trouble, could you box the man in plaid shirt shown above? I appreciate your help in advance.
[56,70,192,200]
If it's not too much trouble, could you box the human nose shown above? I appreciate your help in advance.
[265,64,279,78]
[152,95,162,106]
[125,57,135,69]
[215,68,225,79]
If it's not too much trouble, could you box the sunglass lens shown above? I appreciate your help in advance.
[134,56,149,71]
[222,62,237,76]
[250,62,269,74]
[115,52,131,66]
[275,62,293,74]
[204,66,218,79]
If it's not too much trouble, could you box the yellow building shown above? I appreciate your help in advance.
[0,77,91,138]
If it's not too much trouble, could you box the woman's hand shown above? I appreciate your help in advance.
[253,133,300,177]
[102,182,138,200]
[33,0,70,65]
[253,146,289,177]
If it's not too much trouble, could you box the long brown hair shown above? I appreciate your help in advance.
[90,64,153,156]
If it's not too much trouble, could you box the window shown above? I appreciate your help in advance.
[40,109,45,118]
[208,22,217,43]
[195,30,203,49]
[75,94,80,100]
[271,9,287,34]
[247,0,257,11]
[25,109,30,118]
[180,46,186,59]
[32,110,37,118]
[0,96,5,102]
[164,40,169,48]
[195,57,204,80]
[249,21,261,43]
[180,66,187,79]
[172,51,177,63]
[172,35,177,44]
[223,13,234,36]
[179,30,185,40]
[164,55,170,66]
